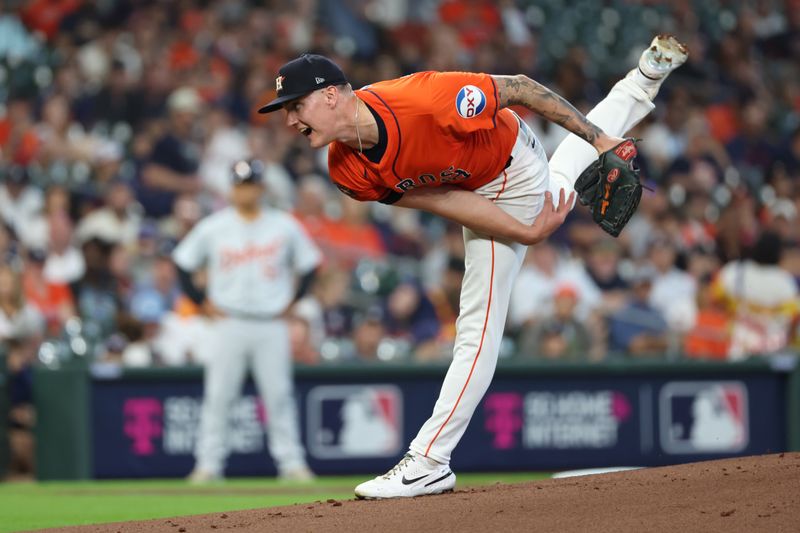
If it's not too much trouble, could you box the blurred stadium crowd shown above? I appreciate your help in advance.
[0,0,799,389]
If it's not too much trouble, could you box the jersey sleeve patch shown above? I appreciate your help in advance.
[427,72,498,134]
[455,85,487,119]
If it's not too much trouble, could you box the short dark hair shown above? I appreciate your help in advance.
[750,231,782,265]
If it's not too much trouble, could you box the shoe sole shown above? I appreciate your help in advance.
[355,488,455,500]
[652,34,689,64]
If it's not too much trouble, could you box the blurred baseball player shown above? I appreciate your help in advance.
[174,159,321,483]
[259,35,687,498]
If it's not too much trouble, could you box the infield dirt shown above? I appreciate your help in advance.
[43,453,800,532]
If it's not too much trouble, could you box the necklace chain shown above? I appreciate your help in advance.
[354,98,363,153]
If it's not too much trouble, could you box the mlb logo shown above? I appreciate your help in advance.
[659,382,748,454]
[307,385,403,459]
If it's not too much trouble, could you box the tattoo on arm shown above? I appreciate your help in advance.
[493,74,603,145]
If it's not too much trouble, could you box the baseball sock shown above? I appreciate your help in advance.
[413,451,446,466]
[626,68,666,101]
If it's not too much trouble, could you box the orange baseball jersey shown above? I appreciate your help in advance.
[328,71,520,203]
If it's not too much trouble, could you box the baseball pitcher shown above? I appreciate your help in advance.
[258,35,688,498]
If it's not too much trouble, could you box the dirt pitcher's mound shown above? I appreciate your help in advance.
[50,453,800,533]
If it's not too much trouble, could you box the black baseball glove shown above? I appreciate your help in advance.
[573,138,643,237]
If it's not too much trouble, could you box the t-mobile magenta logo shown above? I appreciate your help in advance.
[611,391,632,422]
[484,393,523,450]
[123,398,163,455]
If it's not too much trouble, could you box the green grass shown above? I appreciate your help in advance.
[0,472,548,532]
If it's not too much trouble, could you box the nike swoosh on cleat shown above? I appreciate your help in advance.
[401,474,430,485]
[425,471,453,487]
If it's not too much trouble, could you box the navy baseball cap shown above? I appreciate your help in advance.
[231,159,264,185]
[257,54,348,114]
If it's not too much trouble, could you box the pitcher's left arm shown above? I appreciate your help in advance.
[492,75,621,154]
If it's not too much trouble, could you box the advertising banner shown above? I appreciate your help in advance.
[90,371,787,478]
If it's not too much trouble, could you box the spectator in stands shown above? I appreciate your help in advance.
[0,165,43,243]
[715,188,760,263]
[383,280,441,362]
[421,222,466,290]
[308,195,386,265]
[659,119,729,192]
[75,179,143,248]
[288,313,319,365]
[310,266,355,342]
[677,191,718,253]
[624,188,671,261]
[198,103,251,205]
[713,231,799,359]
[248,126,297,209]
[69,237,121,345]
[0,96,39,166]
[22,248,75,337]
[293,174,336,250]
[509,241,600,330]
[20,0,82,41]
[292,263,367,365]
[639,88,698,176]
[128,221,162,285]
[726,98,778,186]
[780,127,800,179]
[152,294,212,367]
[0,263,45,350]
[138,87,204,218]
[584,238,630,314]
[17,183,70,251]
[517,283,592,362]
[684,276,731,360]
[77,59,143,132]
[129,253,179,321]
[116,312,153,368]
[127,252,179,364]
[0,223,17,264]
[352,306,388,361]
[43,209,85,285]
[35,93,122,185]
[647,236,698,333]
[763,197,798,244]
[0,262,44,476]
[427,256,464,348]
[607,267,671,357]
[157,193,203,244]
[373,206,427,259]
[109,242,135,304]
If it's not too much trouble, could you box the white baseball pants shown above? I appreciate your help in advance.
[195,316,308,476]
[409,77,655,463]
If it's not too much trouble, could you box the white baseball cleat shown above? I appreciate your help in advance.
[354,453,456,499]
[637,34,689,80]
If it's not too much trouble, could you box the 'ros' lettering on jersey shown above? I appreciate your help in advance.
[456,85,486,119]
[395,166,472,192]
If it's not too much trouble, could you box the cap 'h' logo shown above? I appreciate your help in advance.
[276,76,284,92]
